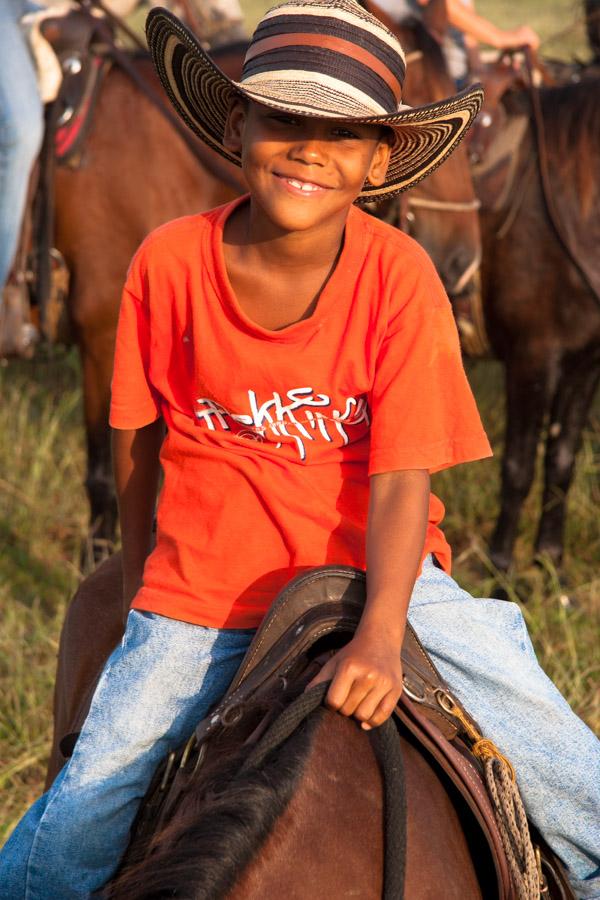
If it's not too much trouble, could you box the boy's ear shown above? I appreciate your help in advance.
[223,96,247,155]
[366,132,393,188]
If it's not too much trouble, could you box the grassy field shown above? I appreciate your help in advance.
[0,0,598,845]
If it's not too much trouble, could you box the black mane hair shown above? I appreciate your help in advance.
[105,709,326,900]
[539,77,600,215]
[539,76,600,149]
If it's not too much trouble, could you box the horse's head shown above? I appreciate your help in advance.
[380,12,482,302]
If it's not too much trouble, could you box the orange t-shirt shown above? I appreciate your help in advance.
[110,197,492,628]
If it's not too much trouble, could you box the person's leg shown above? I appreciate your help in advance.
[0,1,44,287]
[408,557,600,900]
[0,610,254,900]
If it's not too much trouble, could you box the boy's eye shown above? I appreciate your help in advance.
[331,126,360,140]
[270,113,301,127]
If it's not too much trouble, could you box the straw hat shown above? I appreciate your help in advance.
[146,0,483,201]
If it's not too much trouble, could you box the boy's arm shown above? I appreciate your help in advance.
[112,419,165,622]
[309,469,430,730]
[446,0,540,51]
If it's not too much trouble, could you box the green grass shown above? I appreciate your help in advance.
[0,350,88,837]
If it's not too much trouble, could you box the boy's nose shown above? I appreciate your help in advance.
[290,138,328,166]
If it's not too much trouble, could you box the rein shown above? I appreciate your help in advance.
[240,683,407,900]
[407,196,481,212]
[395,46,481,231]
[397,193,481,239]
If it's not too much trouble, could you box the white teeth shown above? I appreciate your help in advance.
[286,178,319,192]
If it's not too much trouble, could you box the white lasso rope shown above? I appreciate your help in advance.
[484,756,542,899]
[435,690,542,898]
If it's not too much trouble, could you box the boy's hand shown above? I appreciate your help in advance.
[307,628,403,731]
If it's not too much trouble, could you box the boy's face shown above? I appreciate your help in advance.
[223,99,392,234]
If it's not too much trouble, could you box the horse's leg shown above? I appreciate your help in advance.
[79,325,119,563]
[489,354,556,572]
[534,351,600,566]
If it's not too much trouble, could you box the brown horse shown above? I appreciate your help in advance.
[53,43,243,559]
[470,71,600,573]
[49,12,480,558]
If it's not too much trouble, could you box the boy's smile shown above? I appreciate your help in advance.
[223,100,392,238]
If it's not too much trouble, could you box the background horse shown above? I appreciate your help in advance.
[470,70,600,574]
[50,12,480,559]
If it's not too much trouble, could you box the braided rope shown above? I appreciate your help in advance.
[435,690,540,898]
[484,757,540,900]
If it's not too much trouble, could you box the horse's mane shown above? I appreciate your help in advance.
[106,709,325,900]
[540,77,600,218]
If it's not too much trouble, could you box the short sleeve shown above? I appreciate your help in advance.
[109,253,161,430]
[368,257,492,475]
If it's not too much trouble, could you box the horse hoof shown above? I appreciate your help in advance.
[489,549,512,575]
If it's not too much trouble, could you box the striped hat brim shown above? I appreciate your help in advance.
[146,7,483,201]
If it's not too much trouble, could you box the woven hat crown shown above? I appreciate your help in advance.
[238,0,408,118]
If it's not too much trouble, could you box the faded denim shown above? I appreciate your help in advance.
[0,0,44,287]
[0,612,254,898]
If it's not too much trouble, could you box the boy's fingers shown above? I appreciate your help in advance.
[337,682,378,718]
[325,669,362,712]
[360,691,398,730]
[353,688,388,725]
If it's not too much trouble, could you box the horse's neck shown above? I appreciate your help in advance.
[228,712,384,898]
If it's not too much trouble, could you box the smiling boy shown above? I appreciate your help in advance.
[1,1,599,898]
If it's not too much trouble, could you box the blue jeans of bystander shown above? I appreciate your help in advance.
[0,0,44,288]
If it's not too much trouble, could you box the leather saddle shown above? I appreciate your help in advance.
[40,10,113,166]
[125,566,573,900]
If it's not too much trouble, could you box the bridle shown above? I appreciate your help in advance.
[399,194,481,233]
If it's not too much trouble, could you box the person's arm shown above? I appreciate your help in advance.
[446,0,540,50]
[308,468,430,730]
[112,419,165,622]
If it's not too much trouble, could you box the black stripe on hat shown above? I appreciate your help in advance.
[243,46,398,112]
[253,14,405,84]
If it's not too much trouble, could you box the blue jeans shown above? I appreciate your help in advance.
[0,0,44,288]
[1,558,599,898]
